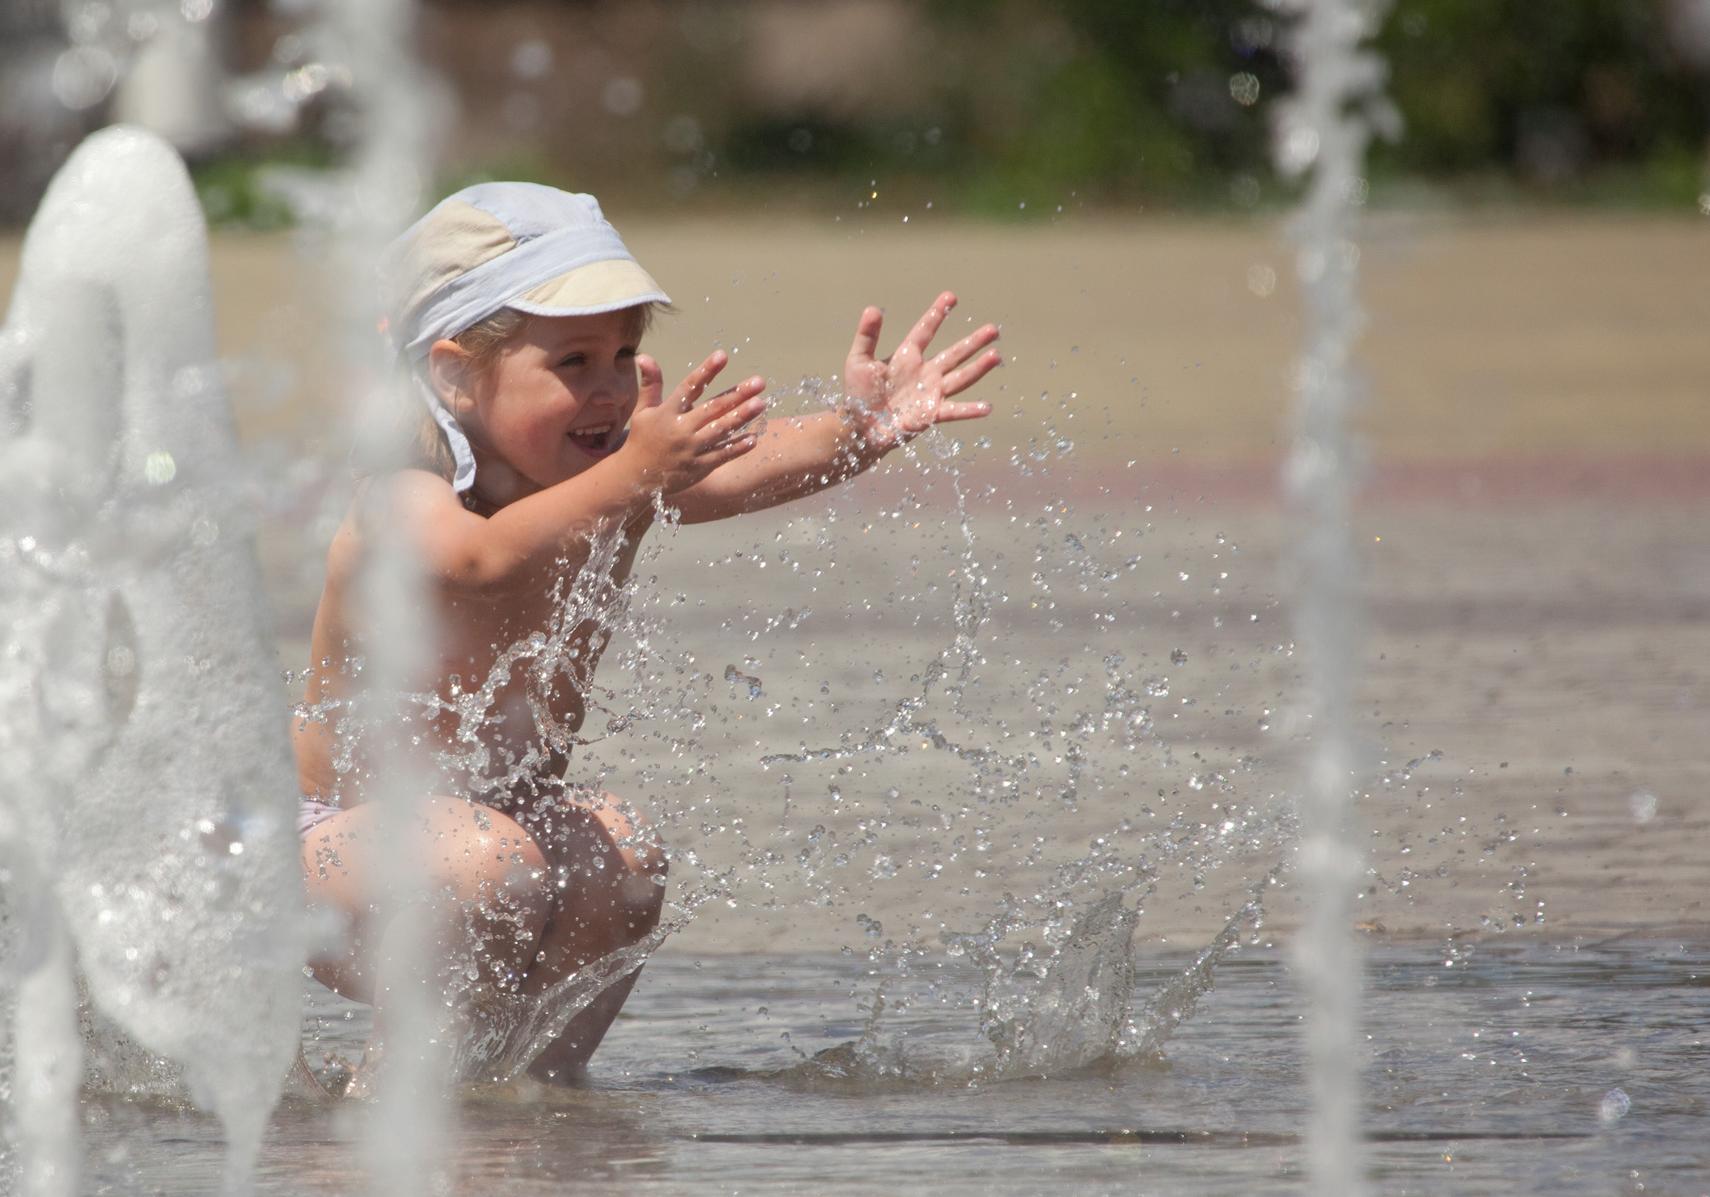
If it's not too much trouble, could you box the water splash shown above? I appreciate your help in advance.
[1122,869,1281,1060]
[652,434,1300,1087]
[904,847,1284,1085]
[451,894,706,1085]
[689,865,1283,1093]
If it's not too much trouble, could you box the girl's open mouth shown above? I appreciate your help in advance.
[567,423,617,457]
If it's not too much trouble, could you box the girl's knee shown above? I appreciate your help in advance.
[417,798,552,946]
[618,857,666,935]
[546,791,666,935]
[300,798,554,999]
[592,795,667,927]
[585,791,667,878]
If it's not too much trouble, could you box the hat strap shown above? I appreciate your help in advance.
[416,374,477,494]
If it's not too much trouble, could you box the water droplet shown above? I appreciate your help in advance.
[601,76,644,118]
[143,450,177,486]
[52,46,118,110]
[1278,124,1321,174]
[510,39,553,81]
[1598,1088,1631,1124]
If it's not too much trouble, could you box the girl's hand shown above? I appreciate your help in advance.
[843,292,1001,454]
[621,351,766,494]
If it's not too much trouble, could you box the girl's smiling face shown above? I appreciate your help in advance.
[458,308,644,499]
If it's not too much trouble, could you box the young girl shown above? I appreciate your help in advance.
[292,183,1001,1083]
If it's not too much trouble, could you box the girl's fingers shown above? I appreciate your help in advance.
[902,291,957,355]
[847,306,884,363]
[693,377,766,428]
[700,393,767,444]
[940,348,1003,397]
[671,349,730,411]
[637,354,665,408]
[698,432,760,465]
[931,399,992,424]
[931,324,1000,372]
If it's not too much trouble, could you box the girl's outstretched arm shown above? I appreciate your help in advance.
[385,353,764,593]
[670,293,1000,523]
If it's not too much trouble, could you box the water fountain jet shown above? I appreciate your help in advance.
[1272,0,1398,1191]
[0,125,306,1193]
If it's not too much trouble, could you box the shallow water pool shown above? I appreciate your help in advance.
[76,938,1708,1194]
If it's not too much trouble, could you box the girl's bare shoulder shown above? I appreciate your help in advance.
[334,470,473,571]
[351,468,465,516]
[334,469,509,594]
[326,472,453,587]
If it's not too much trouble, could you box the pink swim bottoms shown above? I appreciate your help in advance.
[298,798,342,837]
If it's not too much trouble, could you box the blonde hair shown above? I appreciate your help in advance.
[354,302,664,485]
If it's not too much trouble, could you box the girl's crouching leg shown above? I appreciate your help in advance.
[525,789,667,973]
[521,790,668,1080]
[302,797,553,1009]
[299,796,555,1095]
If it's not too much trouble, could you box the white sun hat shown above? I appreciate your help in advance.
[383,182,670,492]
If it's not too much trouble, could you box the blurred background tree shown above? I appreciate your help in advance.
[3,0,1707,224]
[1372,0,1710,198]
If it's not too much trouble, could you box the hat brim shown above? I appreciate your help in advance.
[506,258,670,317]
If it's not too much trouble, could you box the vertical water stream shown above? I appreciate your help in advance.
[311,0,445,1190]
[1273,1,1396,1192]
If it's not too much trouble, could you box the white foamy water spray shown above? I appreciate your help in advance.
[1273,0,1398,1192]
[0,126,305,1192]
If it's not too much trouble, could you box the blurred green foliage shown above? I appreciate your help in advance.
[190,138,334,230]
[189,0,1710,222]
[711,0,1289,212]
[1384,2,1696,158]
[709,0,1710,211]
[1373,0,1707,199]
[927,0,1287,205]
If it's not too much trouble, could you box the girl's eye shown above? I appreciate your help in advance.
[617,347,638,361]
[559,353,586,368]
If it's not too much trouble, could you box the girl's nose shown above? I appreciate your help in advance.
[599,369,639,408]
[581,373,619,407]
